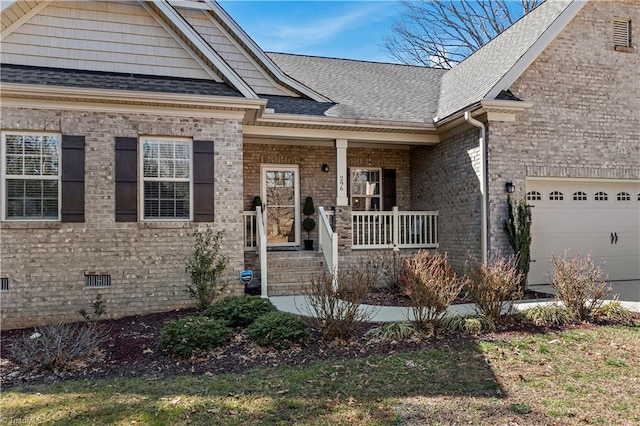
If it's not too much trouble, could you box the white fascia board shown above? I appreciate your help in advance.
[0,83,266,112]
[1,0,52,39]
[486,0,588,99]
[203,0,332,103]
[259,113,437,132]
[168,1,213,11]
[244,125,439,145]
[146,0,258,100]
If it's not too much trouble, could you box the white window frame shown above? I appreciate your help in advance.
[350,167,382,211]
[1,131,62,221]
[138,136,193,221]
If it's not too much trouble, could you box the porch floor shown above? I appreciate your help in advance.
[270,280,640,322]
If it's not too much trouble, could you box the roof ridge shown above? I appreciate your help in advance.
[267,51,447,70]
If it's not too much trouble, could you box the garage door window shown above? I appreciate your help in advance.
[594,192,608,201]
[617,192,630,201]
[549,191,563,201]
[526,191,541,201]
[572,191,587,201]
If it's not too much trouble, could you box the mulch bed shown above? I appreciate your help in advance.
[0,291,627,392]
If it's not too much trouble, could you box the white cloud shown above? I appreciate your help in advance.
[261,3,398,52]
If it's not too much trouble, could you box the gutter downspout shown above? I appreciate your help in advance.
[464,111,488,266]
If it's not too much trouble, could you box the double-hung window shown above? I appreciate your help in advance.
[350,168,381,211]
[2,132,61,220]
[141,137,192,220]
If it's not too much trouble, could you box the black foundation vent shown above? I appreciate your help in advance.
[0,278,8,291]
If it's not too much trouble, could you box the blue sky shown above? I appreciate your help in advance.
[217,1,403,63]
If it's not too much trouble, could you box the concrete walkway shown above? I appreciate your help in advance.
[270,280,640,322]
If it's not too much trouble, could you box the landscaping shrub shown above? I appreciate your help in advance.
[373,251,407,292]
[78,293,107,321]
[160,316,232,356]
[364,321,418,342]
[247,311,309,349]
[8,322,109,371]
[520,304,572,327]
[205,295,277,327]
[439,314,496,335]
[550,252,611,321]
[306,267,377,340]
[503,195,532,292]
[592,298,634,324]
[185,227,229,311]
[401,251,467,328]
[468,256,523,324]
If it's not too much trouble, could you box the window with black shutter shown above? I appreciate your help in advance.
[115,137,138,222]
[61,135,85,222]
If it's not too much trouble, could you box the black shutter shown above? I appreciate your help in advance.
[346,167,351,204]
[61,135,85,222]
[193,140,215,222]
[382,168,396,211]
[115,137,138,222]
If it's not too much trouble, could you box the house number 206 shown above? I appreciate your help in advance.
[339,175,344,192]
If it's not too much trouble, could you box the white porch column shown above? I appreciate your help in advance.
[335,139,349,206]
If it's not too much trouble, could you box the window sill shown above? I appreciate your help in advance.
[0,221,63,229]
[137,222,198,229]
[615,46,635,53]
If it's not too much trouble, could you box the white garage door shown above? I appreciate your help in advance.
[527,179,640,285]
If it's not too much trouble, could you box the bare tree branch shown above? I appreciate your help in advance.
[383,0,544,69]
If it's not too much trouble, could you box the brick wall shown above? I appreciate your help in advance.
[243,143,411,243]
[0,107,245,329]
[410,128,483,271]
[487,0,640,255]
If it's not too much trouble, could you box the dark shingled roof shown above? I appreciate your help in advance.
[260,94,335,116]
[268,53,447,123]
[0,64,242,97]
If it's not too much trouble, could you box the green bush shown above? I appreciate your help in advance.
[521,304,572,327]
[439,314,496,335]
[365,322,418,342]
[592,299,634,324]
[204,295,277,327]
[185,227,229,311]
[160,316,232,356]
[247,311,309,349]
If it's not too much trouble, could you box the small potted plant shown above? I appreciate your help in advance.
[302,196,316,250]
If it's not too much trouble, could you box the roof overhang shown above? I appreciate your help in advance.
[434,99,533,137]
[0,83,266,122]
[245,113,440,145]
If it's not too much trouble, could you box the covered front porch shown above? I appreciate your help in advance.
[243,206,438,297]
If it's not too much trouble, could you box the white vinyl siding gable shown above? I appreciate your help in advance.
[177,7,294,96]
[1,1,211,80]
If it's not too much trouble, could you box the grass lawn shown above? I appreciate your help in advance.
[2,325,638,425]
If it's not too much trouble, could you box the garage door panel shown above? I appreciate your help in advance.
[527,180,639,285]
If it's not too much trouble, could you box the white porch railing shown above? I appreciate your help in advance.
[255,206,268,298]
[243,211,257,251]
[352,207,438,250]
[318,207,338,289]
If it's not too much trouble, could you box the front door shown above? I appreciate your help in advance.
[261,165,300,247]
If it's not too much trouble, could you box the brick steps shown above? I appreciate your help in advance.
[267,250,327,296]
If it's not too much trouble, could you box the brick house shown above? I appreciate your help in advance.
[1,0,638,329]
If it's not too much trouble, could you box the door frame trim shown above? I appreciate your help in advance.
[260,164,300,247]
